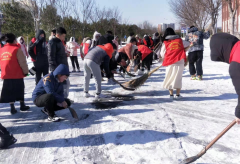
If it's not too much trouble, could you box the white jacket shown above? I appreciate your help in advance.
[66,37,80,56]
[17,36,29,58]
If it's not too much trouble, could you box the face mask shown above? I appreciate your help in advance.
[2,41,6,45]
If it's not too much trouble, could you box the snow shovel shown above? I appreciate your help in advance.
[68,107,79,120]
[181,119,236,164]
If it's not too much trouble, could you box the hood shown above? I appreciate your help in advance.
[53,64,69,78]
[210,33,239,64]
[17,36,24,44]
[165,35,179,40]
[93,31,101,41]
[83,37,91,44]
[36,29,46,39]
[69,37,75,42]
[188,27,198,33]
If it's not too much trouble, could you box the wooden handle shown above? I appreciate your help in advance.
[205,119,236,150]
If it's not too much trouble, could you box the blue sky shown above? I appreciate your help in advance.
[96,0,222,28]
[96,0,176,27]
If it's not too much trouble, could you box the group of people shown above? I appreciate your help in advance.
[0,25,240,151]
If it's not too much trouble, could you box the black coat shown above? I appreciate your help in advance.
[48,37,68,71]
[28,29,48,67]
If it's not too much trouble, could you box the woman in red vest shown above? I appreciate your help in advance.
[0,33,30,114]
[160,28,188,99]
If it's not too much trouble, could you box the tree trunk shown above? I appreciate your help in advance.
[230,14,235,35]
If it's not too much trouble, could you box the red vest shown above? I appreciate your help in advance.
[162,38,186,66]
[0,43,24,79]
[138,45,152,60]
[230,41,240,64]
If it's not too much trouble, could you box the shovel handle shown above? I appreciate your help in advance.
[205,119,236,151]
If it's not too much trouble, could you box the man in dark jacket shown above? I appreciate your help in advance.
[210,33,240,124]
[28,29,49,85]
[0,123,17,149]
[185,26,210,80]
[48,27,70,98]
[32,64,71,122]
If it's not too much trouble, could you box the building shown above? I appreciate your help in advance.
[222,1,240,33]
[158,23,175,33]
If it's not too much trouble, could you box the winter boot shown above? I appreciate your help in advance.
[10,104,17,115]
[20,101,30,111]
[0,127,17,149]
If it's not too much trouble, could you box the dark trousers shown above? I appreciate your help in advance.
[229,61,240,118]
[188,51,203,76]
[70,56,80,69]
[137,52,153,71]
[34,94,71,117]
[33,62,49,85]
[0,79,24,103]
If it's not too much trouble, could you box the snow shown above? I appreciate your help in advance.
[0,40,240,164]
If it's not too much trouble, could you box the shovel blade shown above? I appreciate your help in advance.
[180,155,199,164]
[68,107,79,120]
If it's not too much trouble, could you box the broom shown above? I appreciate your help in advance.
[122,65,162,89]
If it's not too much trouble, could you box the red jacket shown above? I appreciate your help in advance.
[31,38,37,62]
[162,38,186,66]
[98,43,114,59]
[138,45,152,60]
[230,41,240,64]
[137,39,142,46]
[0,43,25,79]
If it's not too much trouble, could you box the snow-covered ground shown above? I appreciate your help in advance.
[0,40,240,164]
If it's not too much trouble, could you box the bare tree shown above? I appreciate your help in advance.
[197,0,222,34]
[223,0,240,35]
[169,0,210,30]
[18,0,47,32]
[72,0,95,37]
[108,7,122,35]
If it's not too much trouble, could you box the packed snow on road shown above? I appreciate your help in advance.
[0,40,240,164]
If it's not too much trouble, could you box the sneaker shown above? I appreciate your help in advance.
[107,78,117,85]
[197,75,203,81]
[84,92,91,98]
[137,69,144,75]
[175,95,183,99]
[170,95,174,100]
[72,69,76,72]
[41,108,49,116]
[95,93,108,99]
[0,134,17,149]
[48,115,60,122]
[191,75,196,80]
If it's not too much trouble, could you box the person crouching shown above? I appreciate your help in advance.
[0,33,30,114]
[32,64,71,122]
